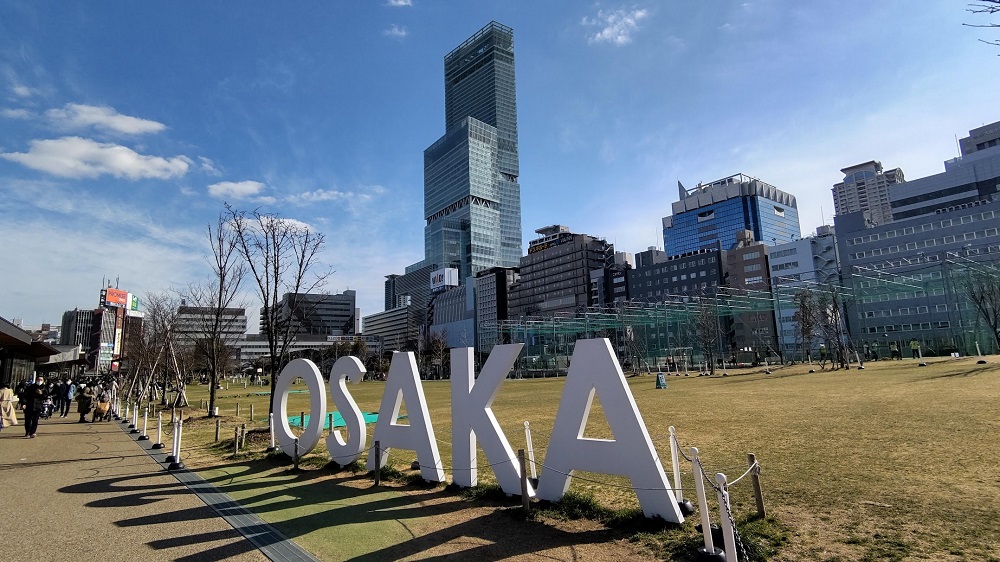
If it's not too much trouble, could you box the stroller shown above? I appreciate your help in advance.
[40,398,55,419]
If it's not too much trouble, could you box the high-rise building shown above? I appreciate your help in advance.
[832,161,904,226]
[60,308,95,347]
[508,225,612,318]
[423,21,522,280]
[959,119,1000,156]
[662,175,800,255]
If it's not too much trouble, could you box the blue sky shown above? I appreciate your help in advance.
[2,1,999,329]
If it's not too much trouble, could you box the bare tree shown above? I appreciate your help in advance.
[179,214,247,417]
[816,285,850,370]
[132,291,181,406]
[966,1,1000,48]
[693,297,720,375]
[227,205,332,414]
[961,268,1000,350]
[792,289,821,363]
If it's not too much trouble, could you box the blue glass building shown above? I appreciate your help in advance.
[424,21,522,278]
[662,174,800,254]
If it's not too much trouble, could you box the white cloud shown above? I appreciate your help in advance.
[286,186,385,215]
[386,0,412,6]
[199,156,222,176]
[1,108,33,119]
[582,8,648,45]
[207,180,266,200]
[11,84,34,98]
[0,136,190,179]
[46,103,166,135]
[383,25,408,39]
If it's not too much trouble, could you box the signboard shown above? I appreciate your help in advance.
[127,292,139,311]
[273,338,684,522]
[103,287,129,308]
[430,268,459,292]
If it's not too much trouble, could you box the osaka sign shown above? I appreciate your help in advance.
[272,338,684,522]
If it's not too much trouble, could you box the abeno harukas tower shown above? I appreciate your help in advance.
[423,21,522,280]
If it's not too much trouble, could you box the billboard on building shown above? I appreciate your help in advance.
[127,292,139,311]
[430,268,459,293]
[102,288,129,308]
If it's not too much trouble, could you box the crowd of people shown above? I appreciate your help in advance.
[0,373,118,438]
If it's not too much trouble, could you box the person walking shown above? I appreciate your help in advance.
[76,384,96,423]
[0,381,18,431]
[60,379,76,418]
[21,373,47,438]
[818,343,828,369]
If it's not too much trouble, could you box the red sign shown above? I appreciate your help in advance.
[104,288,129,307]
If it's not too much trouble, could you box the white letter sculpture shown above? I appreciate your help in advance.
[367,352,446,482]
[326,356,367,466]
[451,344,534,497]
[535,339,684,522]
[274,358,327,457]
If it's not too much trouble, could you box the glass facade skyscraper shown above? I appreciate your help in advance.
[662,174,800,255]
[424,21,522,278]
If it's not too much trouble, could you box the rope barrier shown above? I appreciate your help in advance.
[726,462,759,488]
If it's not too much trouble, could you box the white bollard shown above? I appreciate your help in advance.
[669,426,683,503]
[715,473,739,562]
[267,412,276,452]
[152,411,164,449]
[524,421,537,480]
[138,408,149,440]
[691,448,722,558]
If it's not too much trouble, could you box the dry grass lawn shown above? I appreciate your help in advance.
[169,354,1000,561]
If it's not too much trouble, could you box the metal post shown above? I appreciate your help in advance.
[519,449,529,516]
[748,453,766,518]
[215,418,221,442]
[250,404,254,421]
[328,412,334,433]
[293,438,300,471]
[236,402,241,418]
[240,423,246,450]
[234,427,239,456]
[300,411,305,428]
[715,473,739,562]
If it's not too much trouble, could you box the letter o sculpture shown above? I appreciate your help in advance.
[274,358,327,457]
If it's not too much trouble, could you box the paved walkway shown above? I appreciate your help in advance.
[0,412,276,561]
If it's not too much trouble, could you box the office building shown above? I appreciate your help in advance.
[628,247,725,304]
[474,267,518,353]
[266,291,357,337]
[724,231,778,356]
[832,161,904,226]
[663,175,800,255]
[768,225,840,359]
[836,144,1000,353]
[429,283,476,349]
[362,306,421,352]
[959,119,1000,156]
[423,21,522,280]
[508,226,612,318]
[60,309,95,347]
[891,145,1000,221]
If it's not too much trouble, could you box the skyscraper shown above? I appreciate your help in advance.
[424,21,522,280]
[832,161,904,226]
